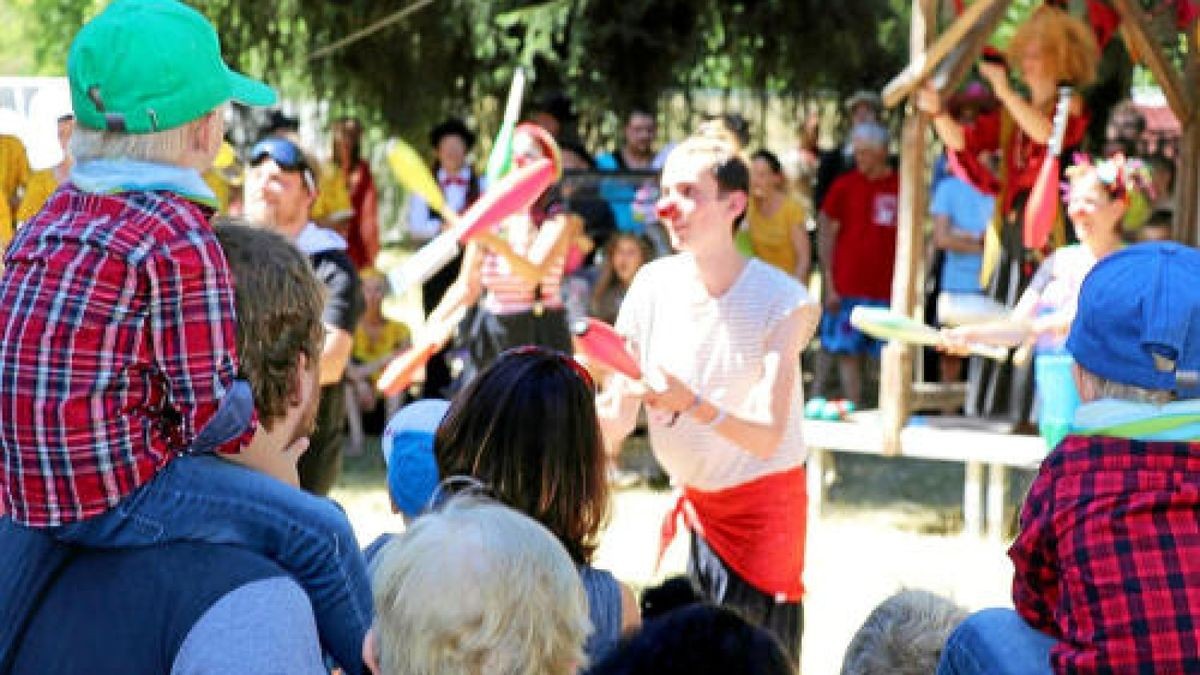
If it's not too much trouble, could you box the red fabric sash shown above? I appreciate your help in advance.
[658,466,808,601]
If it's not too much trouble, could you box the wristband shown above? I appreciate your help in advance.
[706,408,727,428]
[667,392,703,428]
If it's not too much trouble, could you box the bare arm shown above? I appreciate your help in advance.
[978,61,1071,146]
[319,326,354,385]
[474,214,572,286]
[427,242,484,327]
[645,302,820,459]
[817,213,840,310]
[932,214,984,254]
[596,370,645,453]
[943,283,1042,348]
[917,84,965,151]
[790,218,811,283]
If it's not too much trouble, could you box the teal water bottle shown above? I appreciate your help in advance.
[1035,351,1080,448]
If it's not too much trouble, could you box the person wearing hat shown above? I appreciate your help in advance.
[404,117,483,399]
[7,223,350,674]
[918,5,1098,429]
[938,242,1200,674]
[817,122,898,407]
[0,2,372,673]
[424,123,576,388]
[813,89,883,214]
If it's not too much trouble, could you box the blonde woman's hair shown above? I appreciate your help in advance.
[371,496,590,675]
[1007,5,1099,88]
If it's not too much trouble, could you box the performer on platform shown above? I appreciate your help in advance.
[597,132,820,661]
[917,4,1098,426]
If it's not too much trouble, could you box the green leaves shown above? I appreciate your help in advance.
[12,0,912,143]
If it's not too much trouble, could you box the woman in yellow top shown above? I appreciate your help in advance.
[747,149,811,283]
[345,268,411,454]
[17,115,76,227]
[0,134,32,247]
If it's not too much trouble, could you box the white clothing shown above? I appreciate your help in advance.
[404,167,476,241]
[615,254,815,490]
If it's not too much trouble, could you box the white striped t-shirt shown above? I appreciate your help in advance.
[615,254,816,490]
[481,215,565,315]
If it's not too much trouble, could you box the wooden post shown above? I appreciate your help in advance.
[881,0,937,455]
[1112,0,1192,123]
[986,463,1009,541]
[963,461,984,537]
[1177,21,1200,245]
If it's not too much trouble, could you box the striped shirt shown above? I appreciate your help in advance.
[0,184,249,526]
[616,255,816,490]
[481,214,565,315]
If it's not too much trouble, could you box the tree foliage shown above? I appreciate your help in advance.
[13,0,912,142]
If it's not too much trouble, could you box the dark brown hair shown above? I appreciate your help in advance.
[591,232,653,312]
[215,221,325,429]
[434,348,609,564]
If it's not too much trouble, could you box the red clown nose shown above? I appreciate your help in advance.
[656,200,679,222]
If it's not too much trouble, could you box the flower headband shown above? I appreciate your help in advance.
[1064,152,1155,203]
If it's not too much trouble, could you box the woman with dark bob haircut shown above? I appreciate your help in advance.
[434,346,640,662]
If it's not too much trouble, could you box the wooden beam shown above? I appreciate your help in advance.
[1111,0,1193,122]
[911,381,969,411]
[881,0,1008,108]
[880,0,938,454]
[1176,19,1200,245]
[931,0,1009,95]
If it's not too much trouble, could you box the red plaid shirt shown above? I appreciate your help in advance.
[0,185,253,526]
[1011,434,1200,673]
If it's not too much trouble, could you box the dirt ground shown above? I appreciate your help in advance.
[332,436,1037,675]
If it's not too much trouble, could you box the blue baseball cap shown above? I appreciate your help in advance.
[380,399,449,520]
[1067,242,1200,398]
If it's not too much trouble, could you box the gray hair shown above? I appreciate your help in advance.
[840,589,968,675]
[1078,367,1175,405]
[851,123,890,149]
[371,495,590,675]
[69,106,223,165]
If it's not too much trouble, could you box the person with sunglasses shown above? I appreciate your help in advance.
[243,133,364,497]
[597,132,820,663]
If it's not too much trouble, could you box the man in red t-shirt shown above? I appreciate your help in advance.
[817,123,898,406]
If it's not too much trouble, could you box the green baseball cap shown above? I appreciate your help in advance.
[68,0,276,134]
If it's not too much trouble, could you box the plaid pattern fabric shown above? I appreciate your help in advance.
[0,186,252,526]
[1011,434,1200,673]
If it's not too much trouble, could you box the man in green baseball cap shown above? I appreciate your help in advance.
[0,2,373,674]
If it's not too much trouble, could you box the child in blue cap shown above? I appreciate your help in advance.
[939,242,1200,674]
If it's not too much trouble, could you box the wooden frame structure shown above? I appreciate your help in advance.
[875,0,1200,451]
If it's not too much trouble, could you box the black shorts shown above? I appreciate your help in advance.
[688,533,804,663]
